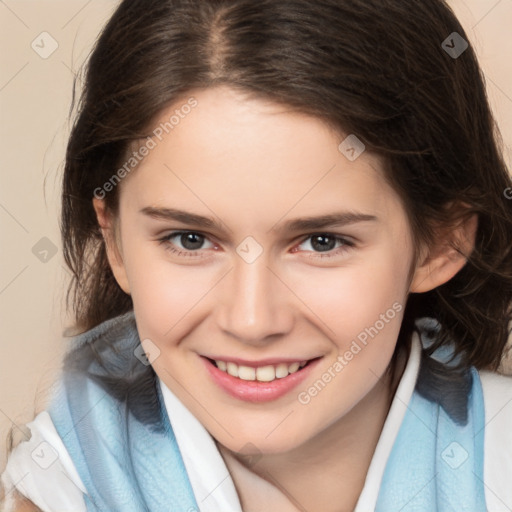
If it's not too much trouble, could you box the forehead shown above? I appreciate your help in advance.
[119,85,404,228]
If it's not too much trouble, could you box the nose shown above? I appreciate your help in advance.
[215,253,295,346]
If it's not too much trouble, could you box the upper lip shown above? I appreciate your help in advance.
[201,355,321,367]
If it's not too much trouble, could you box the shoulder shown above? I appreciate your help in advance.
[1,411,87,512]
[478,369,512,440]
[1,492,42,512]
[478,370,512,512]
[479,369,512,420]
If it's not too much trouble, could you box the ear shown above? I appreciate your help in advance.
[92,198,131,294]
[409,211,478,294]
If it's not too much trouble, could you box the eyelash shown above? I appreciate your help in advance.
[157,231,356,260]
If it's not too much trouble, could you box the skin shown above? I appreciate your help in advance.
[93,85,477,511]
[1,491,42,511]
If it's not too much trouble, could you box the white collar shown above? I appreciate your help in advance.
[159,332,422,512]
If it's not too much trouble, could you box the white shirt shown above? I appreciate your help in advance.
[2,331,512,512]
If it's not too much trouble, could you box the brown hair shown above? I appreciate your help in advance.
[62,0,512,371]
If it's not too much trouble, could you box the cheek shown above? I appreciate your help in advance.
[288,248,409,340]
[122,242,216,339]
[128,265,220,380]
[294,265,406,421]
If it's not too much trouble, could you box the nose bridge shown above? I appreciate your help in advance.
[217,251,293,343]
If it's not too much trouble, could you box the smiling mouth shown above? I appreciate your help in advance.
[205,357,320,383]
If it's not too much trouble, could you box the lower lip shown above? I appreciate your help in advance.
[201,356,321,403]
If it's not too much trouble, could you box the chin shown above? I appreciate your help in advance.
[217,424,309,456]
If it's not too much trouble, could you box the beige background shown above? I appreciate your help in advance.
[0,0,511,471]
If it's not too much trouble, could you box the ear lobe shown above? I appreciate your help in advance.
[92,198,131,295]
[409,212,478,294]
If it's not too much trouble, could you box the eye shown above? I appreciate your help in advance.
[293,234,355,258]
[158,231,355,260]
[158,231,216,258]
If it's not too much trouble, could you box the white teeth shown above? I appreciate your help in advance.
[256,365,275,382]
[227,362,239,377]
[288,362,300,374]
[275,363,289,378]
[238,366,256,381]
[214,359,309,382]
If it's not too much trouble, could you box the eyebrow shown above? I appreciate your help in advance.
[140,206,378,232]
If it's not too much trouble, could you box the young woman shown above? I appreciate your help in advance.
[2,0,512,510]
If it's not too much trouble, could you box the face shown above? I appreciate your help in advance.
[96,85,431,455]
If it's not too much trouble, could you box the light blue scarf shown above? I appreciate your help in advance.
[48,312,487,511]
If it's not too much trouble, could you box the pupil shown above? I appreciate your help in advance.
[312,235,335,252]
[181,233,203,250]
[179,234,336,252]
